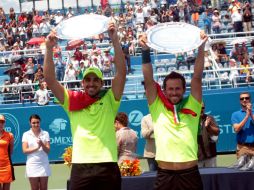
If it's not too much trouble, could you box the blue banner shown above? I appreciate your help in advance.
[1,88,253,164]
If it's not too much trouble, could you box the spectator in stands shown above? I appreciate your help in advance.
[33,67,44,83]
[39,17,51,37]
[192,6,199,26]
[198,102,220,167]
[242,1,252,34]
[76,61,85,83]
[66,7,74,18]
[217,42,228,65]
[24,57,35,81]
[115,112,138,164]
[9,7,16,21]
[65,63,77,89]
[80,51,90,68]
[103,4,113,17]
[54,58,65,81]
[22,114,51,190]
[250,40,254,63]
[230,43,241,61]
[34,81,50,105]
[1,80,12,103]
[125,1,133,13]
[212,10,221,34]
[74,47,83,63]
[229,58,239,87]
[141,113,158,171]
[33,10,42,25]
[240,57,252,83]
[143,0,152,23]
[203,9,212,34]
[231,8,243,33]
[228,0,241,15]
[31,20,40,37]
[135,6,145,26]
[44,22,126,190]
[127,35,136,56]
[11,76,21,103]
[54,11,64,26]
[21,74,33,102]
[0,7,5,22]
[231,92,254,170]
[121,36,131,74]
[139,31,207,190]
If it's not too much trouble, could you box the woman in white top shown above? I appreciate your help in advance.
[22,114,51,190]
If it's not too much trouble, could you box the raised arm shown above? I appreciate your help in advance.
[191,32,208,103]
[109,23,126,101]
[43,31,65,104]
[139,34,157,105]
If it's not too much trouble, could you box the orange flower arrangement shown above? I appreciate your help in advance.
[119,159,142,176]
[62,146,72,167]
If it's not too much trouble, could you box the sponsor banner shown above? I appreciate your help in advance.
[2,90,253,164]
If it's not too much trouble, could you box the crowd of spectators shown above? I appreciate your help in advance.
[0,0,254,104]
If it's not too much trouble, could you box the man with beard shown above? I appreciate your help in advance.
[139,31,207,190]
[43,22,126,190]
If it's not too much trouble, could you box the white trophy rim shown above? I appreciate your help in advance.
[146,22,202,54]
[55,14,110,40]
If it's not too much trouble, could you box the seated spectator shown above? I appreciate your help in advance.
[217,43,229,65]
[21,74,33,102]
[11,76,21,103]
[33,68,44,83]
[230,43,241,61]
[240,57,252,83]
[1,80,12,103]
[115,112,138,164]
[34,81,50,106]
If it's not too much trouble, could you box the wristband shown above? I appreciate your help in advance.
[142,49,151,64]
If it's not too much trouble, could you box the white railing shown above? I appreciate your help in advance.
[0,66,253,104]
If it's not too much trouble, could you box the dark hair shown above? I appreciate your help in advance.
[115,112,128,127]
[163,71,186,90]
[29,114,41,122]
[240,92,251,98]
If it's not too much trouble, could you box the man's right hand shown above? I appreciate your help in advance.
[45,30,58,49]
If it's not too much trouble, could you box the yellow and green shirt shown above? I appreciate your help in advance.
[62,89,120,163]
[149,94,202,162]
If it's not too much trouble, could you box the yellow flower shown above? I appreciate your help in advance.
[119,159,142,176]
[62,146,72,167]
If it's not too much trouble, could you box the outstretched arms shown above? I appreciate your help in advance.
[108,23,126,101]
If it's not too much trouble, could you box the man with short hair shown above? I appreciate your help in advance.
[231,92,254,170]
[115,112,138,164]
[139,31,207,190]
[43,23,126,190]
[198,102,220,168]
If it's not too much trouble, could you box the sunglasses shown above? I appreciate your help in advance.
[240,97,250,101]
